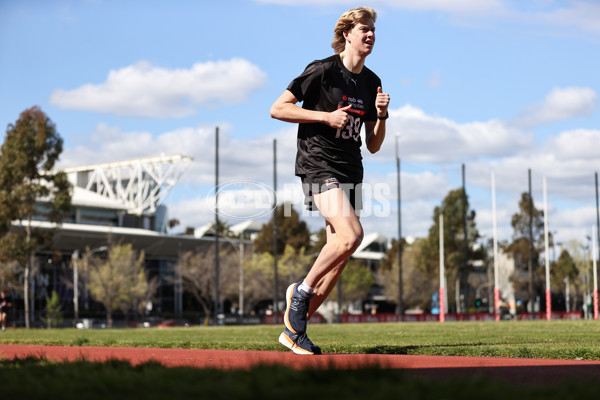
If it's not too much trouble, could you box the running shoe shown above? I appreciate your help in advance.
[279,327,322,355]
[284,281,313,334]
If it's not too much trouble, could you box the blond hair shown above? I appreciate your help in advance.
[331,7,377,54]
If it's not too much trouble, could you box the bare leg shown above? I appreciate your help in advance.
[308,221,349,319]
[303,188,362,318]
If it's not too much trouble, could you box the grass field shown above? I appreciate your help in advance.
[2,320,600,399]
[1,319,600,360]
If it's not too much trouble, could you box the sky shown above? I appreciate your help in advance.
[1,0,599,252]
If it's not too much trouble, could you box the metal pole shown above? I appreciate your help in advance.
[395,134,403,318]
[491,172,500,321]
[239,230,245,317]
[214,127,220,324]
[593,226,598,320]
[462,164,469,318]
[565,276,570,313]
[543,177,551,320]
[273,139,279,321]
[439,213,445,323]
[528,168,534,318]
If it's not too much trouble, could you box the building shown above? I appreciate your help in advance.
[10,154,222,326]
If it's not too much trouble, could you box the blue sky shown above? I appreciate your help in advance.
[1,0,599,250]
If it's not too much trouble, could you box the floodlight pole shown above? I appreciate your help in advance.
[461,164,469,318]
[528,169,534,319]
[395,133,403,318]
[593,225,598,320]
[439,213,445,323]
[214,127,220,324]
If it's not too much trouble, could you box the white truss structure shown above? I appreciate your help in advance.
[62,154,193,215]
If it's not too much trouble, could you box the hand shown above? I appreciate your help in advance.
[376,86,390,118]
[326,105,352,129]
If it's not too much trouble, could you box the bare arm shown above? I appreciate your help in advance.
[365,86,390,154]
[270,90,352,129]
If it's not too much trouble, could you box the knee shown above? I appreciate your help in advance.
[337,228,363,254]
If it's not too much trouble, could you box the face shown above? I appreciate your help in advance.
[345,18,375,56]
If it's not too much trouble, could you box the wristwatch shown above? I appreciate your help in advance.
[377,112,389,120]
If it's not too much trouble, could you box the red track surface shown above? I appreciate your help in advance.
[2,344,600,384]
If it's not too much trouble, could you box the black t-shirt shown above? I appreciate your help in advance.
[0,295,11,311]
[287,54,381,183]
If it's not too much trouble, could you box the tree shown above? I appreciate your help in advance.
[0,106,72,328]
[244,244,314,313]
[380,238,438,311]
[552,249,579,287]
[417,188,482,312]
[175,247,238,324]
[41,290,63,329]
[253,204,311,255]
[84,244,150,328]
[508,192,546,306]
[327,259,374,309]
[0,260,20,291]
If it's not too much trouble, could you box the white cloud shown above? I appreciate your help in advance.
[514,87,597,127]
[545,129,600,161]
[539,1,600,36]
[383,105,534,163]
[49,59,267,118]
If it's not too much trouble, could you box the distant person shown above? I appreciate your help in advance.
[0,290,12,332]
[270,6,390,355]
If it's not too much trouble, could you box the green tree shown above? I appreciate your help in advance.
[417,188,482,312]
[381,238,438,311]
[0,106,72,328]
[508,192,546,305]
[244,244,314,312]
[253,204,310,255]
[328,259,374,308]
[41,290,64,329]
[85,244,150,328]
[552,249,578,285]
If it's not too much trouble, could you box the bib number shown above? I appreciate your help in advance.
[335,115,361,141]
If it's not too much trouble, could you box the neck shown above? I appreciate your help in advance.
[339,50,365,74]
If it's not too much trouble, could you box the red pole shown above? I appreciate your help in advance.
[494,288,500,322]
[545,288,552,320]
[594,290,598,320]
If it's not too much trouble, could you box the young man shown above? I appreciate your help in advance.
[270,6,390,355]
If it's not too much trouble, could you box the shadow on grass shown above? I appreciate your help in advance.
[362,342,546,356]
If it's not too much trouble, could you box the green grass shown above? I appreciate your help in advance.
[2,319,600,360]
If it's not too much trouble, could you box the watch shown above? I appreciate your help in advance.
[377,112,389,120]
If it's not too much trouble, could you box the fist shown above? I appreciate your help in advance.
[328,105,351,129]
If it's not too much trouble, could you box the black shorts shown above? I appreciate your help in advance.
[300,174,362,213]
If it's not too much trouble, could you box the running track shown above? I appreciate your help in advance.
[1,345,600,384]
